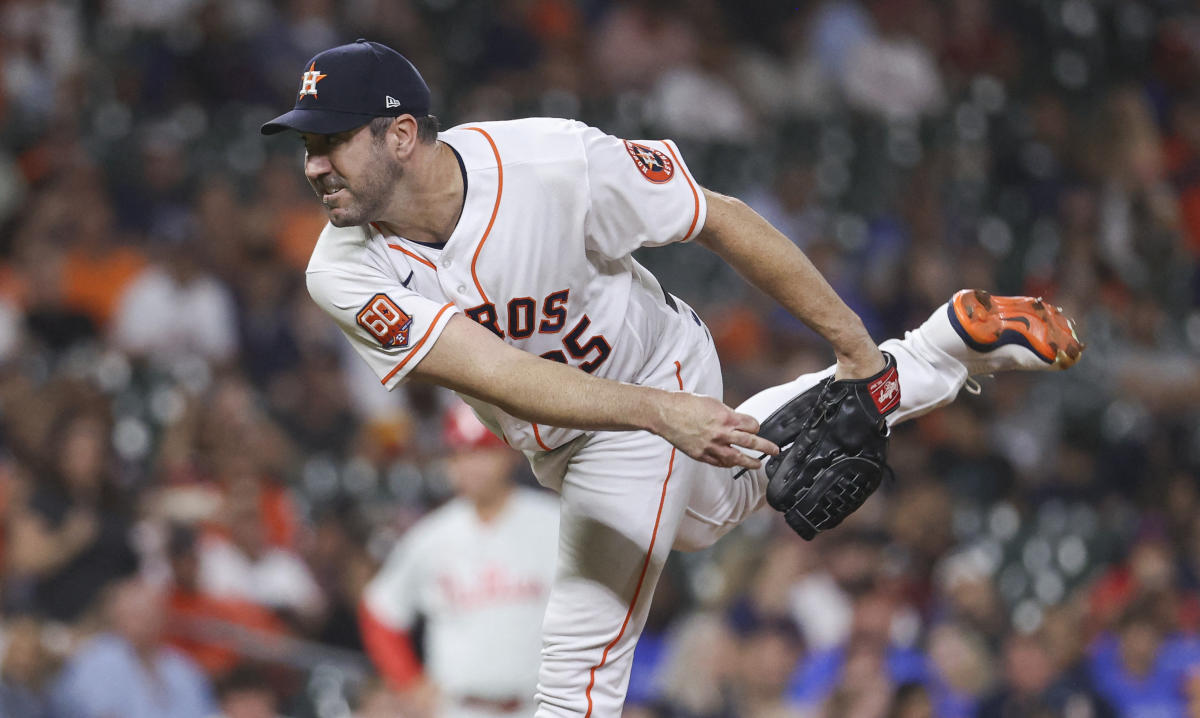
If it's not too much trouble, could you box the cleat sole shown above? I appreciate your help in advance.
[949,289,1085,369]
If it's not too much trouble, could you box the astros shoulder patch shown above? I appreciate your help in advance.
[357,293,414,348]
[623,140,674,183]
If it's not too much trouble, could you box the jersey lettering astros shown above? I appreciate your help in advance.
[306,118,708,453]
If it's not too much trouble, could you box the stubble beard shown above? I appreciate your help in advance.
[323,152,405,228]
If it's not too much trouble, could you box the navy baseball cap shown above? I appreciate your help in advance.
[260,39,430,136]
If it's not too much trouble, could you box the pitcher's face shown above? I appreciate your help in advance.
[302,124,403,227]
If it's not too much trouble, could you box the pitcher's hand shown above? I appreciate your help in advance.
[654,392,779,469]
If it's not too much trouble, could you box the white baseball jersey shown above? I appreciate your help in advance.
[307,117,976,718]
[362,489,559,700]
[305,118,707,454]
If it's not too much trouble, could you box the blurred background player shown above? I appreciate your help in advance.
[359,400,559,718]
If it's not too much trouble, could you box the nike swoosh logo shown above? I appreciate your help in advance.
[1003,316,1030,329]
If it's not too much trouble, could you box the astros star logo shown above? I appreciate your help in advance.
[623,140,675,183]
[298,62,327,100]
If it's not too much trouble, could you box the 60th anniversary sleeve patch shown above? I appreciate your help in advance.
[356,293,414,348]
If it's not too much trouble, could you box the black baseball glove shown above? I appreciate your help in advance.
[754,352,900,540]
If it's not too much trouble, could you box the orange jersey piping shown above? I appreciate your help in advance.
[381,303,455,385]
[386,244,437,271]
[662,141,700,241]
[463,127,503,304]
[531,423,553,451]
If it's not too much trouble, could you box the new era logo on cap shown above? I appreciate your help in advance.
[385,96,400,108]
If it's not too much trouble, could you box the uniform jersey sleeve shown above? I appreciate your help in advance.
[361,528,426,631]
[580,125,708,260]
[306,267,458,390]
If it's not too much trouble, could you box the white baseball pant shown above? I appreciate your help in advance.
[530,300,969,718]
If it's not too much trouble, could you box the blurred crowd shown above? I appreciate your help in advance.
[1,0,1200,716]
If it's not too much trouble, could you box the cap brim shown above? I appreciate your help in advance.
[260,107,378,136]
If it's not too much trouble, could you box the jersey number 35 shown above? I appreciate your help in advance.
[465,289,612,373]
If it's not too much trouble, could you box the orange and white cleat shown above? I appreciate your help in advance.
[942,289,1085,373]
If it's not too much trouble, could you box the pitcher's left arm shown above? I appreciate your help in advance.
[695,188,884,380]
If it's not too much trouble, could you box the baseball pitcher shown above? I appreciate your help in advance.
[262,40,1083,718]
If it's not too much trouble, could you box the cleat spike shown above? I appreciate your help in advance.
[948,289,1085,371]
